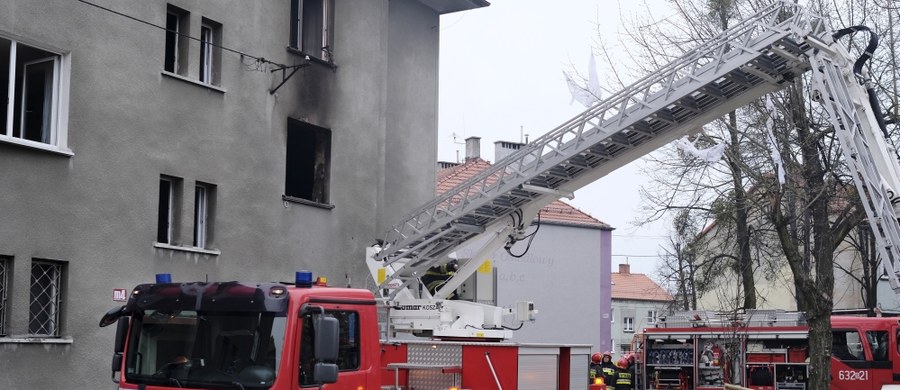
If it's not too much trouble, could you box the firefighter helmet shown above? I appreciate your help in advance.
[591,353,603,363]
[616,358,628,368]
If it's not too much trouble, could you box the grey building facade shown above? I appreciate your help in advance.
[0,0,486,388]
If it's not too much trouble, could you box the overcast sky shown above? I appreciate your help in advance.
[437,0,676,278]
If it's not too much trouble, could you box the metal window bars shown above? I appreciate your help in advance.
[0,257,7,336]
[374,1,827,289]
[29,261,62,337]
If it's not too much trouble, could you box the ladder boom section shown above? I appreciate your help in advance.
[375,0,827,286]
[807,47,900,294]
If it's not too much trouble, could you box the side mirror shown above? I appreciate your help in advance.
[313,362,338,384]
[314,315,339,362]
[100,306,126,327]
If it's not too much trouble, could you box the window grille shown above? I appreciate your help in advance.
[0,257,8,336]
[29,260,62,337]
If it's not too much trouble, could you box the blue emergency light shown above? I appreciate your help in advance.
[156,273,172,283]
[296,270,313,287]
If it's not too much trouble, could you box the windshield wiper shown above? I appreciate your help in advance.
[230,382,246,390]
[167,377,183,388]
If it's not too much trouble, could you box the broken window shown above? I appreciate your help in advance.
[164,5,189,74]
[29,259,64,337]
[193,182,215,248]
[285,119,331,204]
[0,36,68,148]
[199,18,221,84]
[157,176,182,244]
[290,0,334,61]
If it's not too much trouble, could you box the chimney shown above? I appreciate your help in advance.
[465,137,481,161]
[618,263,630,274]
[494,140,525,162]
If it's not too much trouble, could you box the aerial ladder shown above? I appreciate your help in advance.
[366,0,900,340]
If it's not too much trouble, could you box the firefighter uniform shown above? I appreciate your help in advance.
[421,260,459,298]
[614,358,634,390]
[598,353,617,385]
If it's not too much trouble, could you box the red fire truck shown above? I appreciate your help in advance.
[103,1,900,389]
[631,311,900,390]
[99,272,588,389]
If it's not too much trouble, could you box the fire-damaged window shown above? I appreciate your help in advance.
[157,175,183,244]
[29,259,64,337]
[299,310,359,386]
[0,256,9,336]
[289,0,334,62]
[285,119,331,205]
[0,36,70,150]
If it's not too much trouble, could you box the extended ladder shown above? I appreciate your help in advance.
[373,1,900,302]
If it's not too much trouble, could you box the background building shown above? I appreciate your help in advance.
[0,0,487,387]
[438,137,614,352]
[610,263,673,355]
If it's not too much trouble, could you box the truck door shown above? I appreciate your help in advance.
[830,328,888,390]
[297,305,371,389]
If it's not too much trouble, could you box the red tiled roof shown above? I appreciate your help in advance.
[437,159,612,229]
[611,271,673,302]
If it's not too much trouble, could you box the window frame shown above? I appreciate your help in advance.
[299,309,360,387]
[0,36,71,154]
[0,256,9,337]
[193,182,215,248]
[157,176,182,245]
[163,5,190,75]
[647,310,658,324]
[290,0,334,62]
[28,259,64,337]
[199,23,213,83]
[285,119,332,206]
[623,316,634,333]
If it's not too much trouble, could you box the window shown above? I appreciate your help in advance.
[867,331,888,361]
[610,308,614,323]
[623,317,634,333]
[647,310,658,324]
[199,18,221,84]
[290,0,334,61]
[193,183,215,248]
[299,310,359,386]
[0,256,8,336]
[832,329,864,361]
[29,260,63,337]
[286,119,331,204]
[0,36,69,150]
[157,176,182,244]
[164,5,189,74]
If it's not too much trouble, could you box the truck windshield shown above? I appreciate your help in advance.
[124,309,287,389]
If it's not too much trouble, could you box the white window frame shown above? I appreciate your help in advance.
[291,0,333,61]
[1,38,70,154]
[623,316,634,333]
[164,10,181,73]
[158,177,174,244]
[610,307,615,323]
[199,23,213,83]
[647,310,658,324]
[193,184,208,248]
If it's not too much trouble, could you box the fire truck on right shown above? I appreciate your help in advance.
[632,311,900,390]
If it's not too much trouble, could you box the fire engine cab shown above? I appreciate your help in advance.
[632,311,900,390]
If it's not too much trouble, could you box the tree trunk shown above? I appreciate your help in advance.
[726,110,757,309]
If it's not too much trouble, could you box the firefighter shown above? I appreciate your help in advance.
[589,352,603,384]
[421,259,460,299]
[614,357,634,389]
[597,351,617,385]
